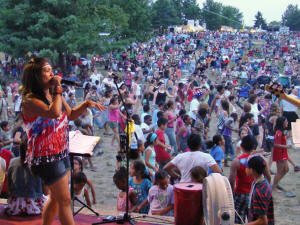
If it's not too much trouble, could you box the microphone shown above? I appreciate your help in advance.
[61,79,80,86]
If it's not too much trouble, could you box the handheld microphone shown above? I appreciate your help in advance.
[61,79,80,86]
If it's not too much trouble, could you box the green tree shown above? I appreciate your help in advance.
[268,21,281,31]
[0,0,131,65]
[202,0,223,30]
[182,0,201,20]
[282,4,300,31]
[221,6,243,29]
[0,0,79,59]
[254,11,268,30]
[152,0,181,29]
[109,0,153,42]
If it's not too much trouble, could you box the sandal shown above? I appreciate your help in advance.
[294,166,300,172]
[285,192,296,198]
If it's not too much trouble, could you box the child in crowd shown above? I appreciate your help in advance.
[0,121,13,149]
[174,97,183,115]
[154,118,172,169]
[152,102,164,128]
[190,166,207,183]
[140,170,174,216]
[72,172,91,207]
[216,100,229,134]
[113,167,137,212]
[141,104,150,123]
[72,157,97,204]
[175,109,186,134]
[129,160,152,214]
[246,155,274,225]
[206,134,225,174]
[109,96,122,146]
[176,115,193,152]
[141,115,154,141]
[229,135,271,224]
[222,112,238,165]
[272,116,290,192]
[235,129,249,157]
[144,133,159,178]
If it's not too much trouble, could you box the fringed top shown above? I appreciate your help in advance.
[22,112,69,167]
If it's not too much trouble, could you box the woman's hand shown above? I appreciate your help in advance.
[86,99,107,112]
[50,75,62,86]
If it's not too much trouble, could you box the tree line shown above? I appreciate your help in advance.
[0,0,299,61]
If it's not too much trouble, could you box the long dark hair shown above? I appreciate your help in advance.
[154,170,168,185]
[20,137,28,167]
[144,133,157,149]
[206,134,223,149]
[132,160,151,180]
[239,113,253,129]
[22,57,50,105]
[275,116,287,134]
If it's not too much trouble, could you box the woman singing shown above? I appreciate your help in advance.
[21,57,105,225]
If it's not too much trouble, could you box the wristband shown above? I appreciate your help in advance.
[54,85,63,95]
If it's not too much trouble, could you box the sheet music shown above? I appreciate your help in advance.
[291,121,300,147]
[69,130,100,156]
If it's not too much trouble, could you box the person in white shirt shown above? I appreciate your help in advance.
[14,88,22,116]
[132,114,146,144]
[141,115,154,141]
[164,134,221,183]
[188,93,202,126]
[102,76,114,90]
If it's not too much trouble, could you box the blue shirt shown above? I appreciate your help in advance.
[152,109,159,127]
[129,177,152,213]
[208,145,224,174]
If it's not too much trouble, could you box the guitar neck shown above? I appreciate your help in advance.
[281,94,300,108]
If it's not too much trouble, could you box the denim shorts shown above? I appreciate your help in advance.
[31,156,71,186]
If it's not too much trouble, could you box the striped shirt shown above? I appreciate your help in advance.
[248,178,274,225]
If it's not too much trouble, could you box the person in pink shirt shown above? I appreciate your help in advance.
[109,96,122,146]
[113,167,137,212]
[165,101,179,155]
[175,109,186,134]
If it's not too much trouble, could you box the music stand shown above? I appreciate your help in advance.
[69,130,100,216]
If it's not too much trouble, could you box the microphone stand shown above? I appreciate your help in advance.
[93,74,137,225]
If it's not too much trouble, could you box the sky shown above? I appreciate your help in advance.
[197,0,300,26]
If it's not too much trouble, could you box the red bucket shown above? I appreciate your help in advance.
[174,183,204,225]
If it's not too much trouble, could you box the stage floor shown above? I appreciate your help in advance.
[0,201,173,225]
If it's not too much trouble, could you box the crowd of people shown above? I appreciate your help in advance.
[0,29,300,224]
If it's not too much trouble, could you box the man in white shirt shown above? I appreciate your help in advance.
[132,114,146,144]
[102,76,114,90]
[141,115,154,141]
[164,134,221,183]
[188,93,202,126]
[280,88,299,130]
[90,72,102,85]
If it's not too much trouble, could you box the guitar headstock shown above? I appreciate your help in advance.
[265,83,286,99]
